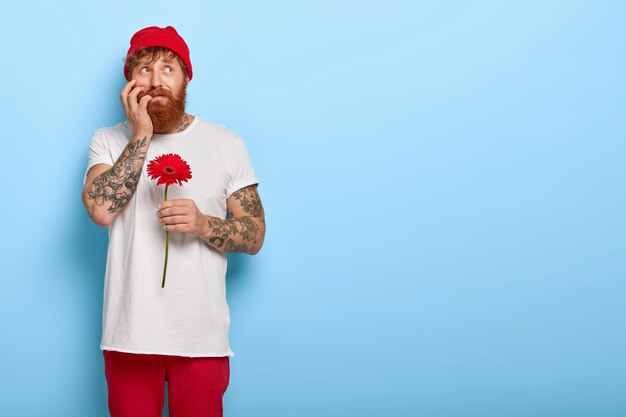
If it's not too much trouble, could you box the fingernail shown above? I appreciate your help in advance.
[157,204,161,209]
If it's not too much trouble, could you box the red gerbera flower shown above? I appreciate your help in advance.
[147,153,192,186]
[147,153,193,288]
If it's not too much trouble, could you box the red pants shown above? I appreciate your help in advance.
[103,350,230,417]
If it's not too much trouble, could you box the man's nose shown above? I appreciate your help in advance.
[150,72,163,88]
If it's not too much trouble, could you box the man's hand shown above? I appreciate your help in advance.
[155,186,265,255]
[82,81,155,227]
[156,199,207,237]
[121,79,153,138]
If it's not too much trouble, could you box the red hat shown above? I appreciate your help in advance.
[124,26,192,81]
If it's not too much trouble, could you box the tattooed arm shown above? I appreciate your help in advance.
[156,185,266,255]
[206,184,265,254]
[82,136,150,226]
[83,80,155,227]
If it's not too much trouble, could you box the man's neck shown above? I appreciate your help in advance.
[175,113,194,133]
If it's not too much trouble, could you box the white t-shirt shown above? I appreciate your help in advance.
[85,116,258,357]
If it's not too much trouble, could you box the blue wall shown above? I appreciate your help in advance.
[1,1,625,416]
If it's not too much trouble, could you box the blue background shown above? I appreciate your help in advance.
[1,1,625,416]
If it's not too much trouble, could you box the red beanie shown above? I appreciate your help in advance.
[124,26,192,81]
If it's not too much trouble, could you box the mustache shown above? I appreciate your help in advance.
[137,88,176,102]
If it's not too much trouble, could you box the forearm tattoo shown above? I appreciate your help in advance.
[87,137,148,214]
[207,185,264,253]
[207,216,260,253]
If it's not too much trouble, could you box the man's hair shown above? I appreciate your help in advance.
[125,46,189,79]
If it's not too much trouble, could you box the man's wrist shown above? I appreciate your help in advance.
[131,133,152,143]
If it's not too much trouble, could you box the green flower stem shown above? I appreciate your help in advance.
[161,185,169,288]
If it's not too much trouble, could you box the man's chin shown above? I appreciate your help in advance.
[148,110,186,134]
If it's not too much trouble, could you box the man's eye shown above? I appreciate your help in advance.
[164,66,173,73]
[140,67,150,73]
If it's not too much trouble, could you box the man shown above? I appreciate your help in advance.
[82,26,265,417]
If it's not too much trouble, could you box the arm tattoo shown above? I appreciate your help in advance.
[205,185,264,254]
[206,216,259,253]
[87,137,148,214]
[232,185,264,218]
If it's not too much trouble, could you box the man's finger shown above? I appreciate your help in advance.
[119,79,136,114]
[159,199,192,209]
[138,94,152,112]
[163,223,187,232]
[128,86,147,111]
[157,206,188,218]
[120,79,136,101]
[160,215,189,225]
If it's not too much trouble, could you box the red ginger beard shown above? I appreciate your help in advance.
[137,84,187,134]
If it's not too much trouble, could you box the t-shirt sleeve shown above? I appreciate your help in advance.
[84,130,115,185]
[226,135,259,199]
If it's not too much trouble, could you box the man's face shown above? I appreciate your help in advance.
[132,55,189,133]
